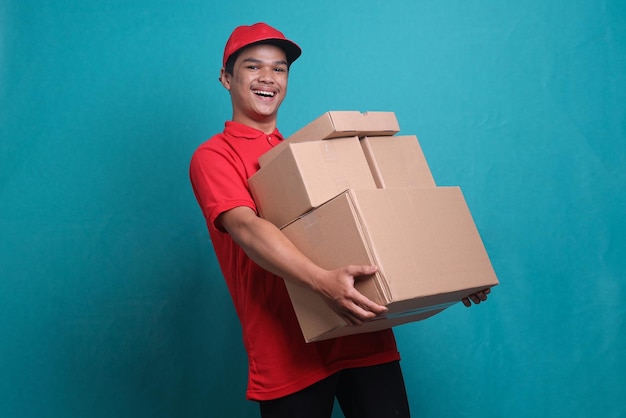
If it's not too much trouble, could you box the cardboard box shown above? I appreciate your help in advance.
[249,136,377,228]
[250,134,436,228]
[258,111,400,167]
[281,187,499,342]
[360,135,436,189]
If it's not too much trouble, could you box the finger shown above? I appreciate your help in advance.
[349,304,380,321]
[462,298,471,307]
[352,294,388,316]
[332,298,373,324]
[346,264,378,278]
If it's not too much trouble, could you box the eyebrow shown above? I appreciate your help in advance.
[241,57,288,66]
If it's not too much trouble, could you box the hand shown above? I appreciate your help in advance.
[314,265,388,326]
[462,288,491,307]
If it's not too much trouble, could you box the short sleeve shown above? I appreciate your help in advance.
[189,141,257,232]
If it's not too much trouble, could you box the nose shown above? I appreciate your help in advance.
[258,67,274,83]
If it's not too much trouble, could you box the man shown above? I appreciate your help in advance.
[189,22,490,418]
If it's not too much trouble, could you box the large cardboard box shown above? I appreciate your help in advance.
[258,111,400,167]
[249,136,377,228]
[360,135,436,189]
[281,187,499,342]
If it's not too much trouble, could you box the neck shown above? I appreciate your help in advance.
[232,113,277,135]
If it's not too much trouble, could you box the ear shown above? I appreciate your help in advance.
[219,68,231,91]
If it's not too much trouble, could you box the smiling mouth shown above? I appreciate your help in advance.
[253,89,275,98]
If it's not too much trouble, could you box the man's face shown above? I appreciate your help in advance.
[222,44,289,127]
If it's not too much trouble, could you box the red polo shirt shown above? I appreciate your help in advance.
[189,121,400,401]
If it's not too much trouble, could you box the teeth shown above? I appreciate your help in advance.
[253,90,275,97]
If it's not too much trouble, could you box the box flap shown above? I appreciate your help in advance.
[282,192,386,301]
[360,135,436,188]
[281,192,388,341]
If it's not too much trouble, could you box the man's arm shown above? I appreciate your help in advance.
[218,206,388,325]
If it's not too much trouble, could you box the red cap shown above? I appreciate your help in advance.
[222,22,302,67]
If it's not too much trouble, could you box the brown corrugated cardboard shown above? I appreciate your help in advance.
[281,187,499,342]
[258,111,400,167]
[360,135,436,188]
[249,136,377,228]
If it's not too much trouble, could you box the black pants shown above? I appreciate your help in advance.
[258,360,411,418]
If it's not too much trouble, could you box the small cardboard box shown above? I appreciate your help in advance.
[360,135,436,189]
[249,136,377,228]
[259,111,400,167]
[281,187,499,342]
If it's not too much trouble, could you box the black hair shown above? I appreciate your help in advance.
[224,51,239,76]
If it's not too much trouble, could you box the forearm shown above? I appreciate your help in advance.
[219,206,387,324]
[220,207,326,291]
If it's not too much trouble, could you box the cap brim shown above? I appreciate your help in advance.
[244,38,302,65]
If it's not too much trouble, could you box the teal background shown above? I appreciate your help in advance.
[1,1,624,417]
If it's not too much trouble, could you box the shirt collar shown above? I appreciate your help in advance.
[224,121,284,141]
